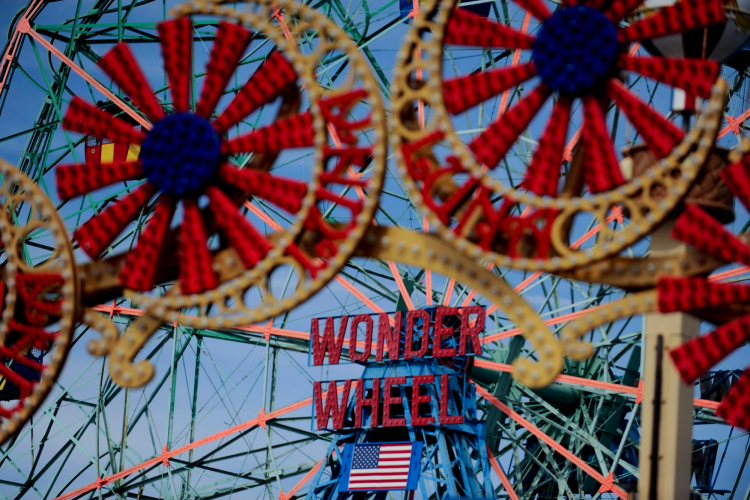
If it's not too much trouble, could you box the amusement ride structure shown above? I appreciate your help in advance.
[0,0,749,498]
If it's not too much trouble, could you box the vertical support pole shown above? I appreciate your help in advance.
[166,324,180,448]
[97,357,105,500]
[117,387,130,487]
[117,0,122,43]
[262,331,284,494]
[270,347,278,413]
[638,219,700,500]
[186,335,202,494]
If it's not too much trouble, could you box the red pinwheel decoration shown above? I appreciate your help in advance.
[657,157,750,430]
[59,18,364,295]
[440,0,724,197]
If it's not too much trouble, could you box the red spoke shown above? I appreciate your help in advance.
[321,147,371,183]
[584,0,605,9]
[7,320,54,351]
[581,96,623,193]
[618,56,719,99]
[606,79,683,159]
[218,164,306,214]
[74,183,157,258]
[320,171,368,187]
[459,195,556,257]
[0,345,45,371]
[223,112,313,154]
[443,63,536,115]
[179,199,218,294]
[319,90,370,146]
[213,53,297,134]
[3,323,52,361]
[717,370,750,429]
[286,242,324,277]
[8,318,57,349]
[98,43,164,122]
[524,96,572,196]
[410,152,481,224]
[0,360,34,396]
[306,208,358,241]
[454,183,490,234]
[439,177,482,225]
[469,84,551,170]
[16,274,64,326]
[604,0,645,22]
[498,206,556,258]
[157,18,193,113]
[673,204,750,266]
[720,157,750,213]
[659,277,750,313]
[206,186,272,269]
[63,97,146,144]
[315,187,362,214]
[56,160,144,200]
[444,8,535,48]
[195,21,254,119]
[669,313,750,383]
[477,197,511,252]
[618,0,726,43]
[119,198,175,291]
[304,188,365,241]
[514,0,550,20]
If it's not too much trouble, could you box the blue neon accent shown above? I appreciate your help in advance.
[140,113,221,197]
[406,442,423,490]
[533,6,619,95]
[338,444,354,491]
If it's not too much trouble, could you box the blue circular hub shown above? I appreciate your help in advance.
[533,6,619,95]
[140,113,221,197]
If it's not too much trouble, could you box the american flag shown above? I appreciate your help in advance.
[347,443,414,490]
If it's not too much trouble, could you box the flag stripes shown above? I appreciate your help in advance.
[347,443,414,490]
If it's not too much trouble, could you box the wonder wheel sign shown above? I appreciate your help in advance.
[309,306,490,494]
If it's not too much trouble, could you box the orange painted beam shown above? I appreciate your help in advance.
[53,383,354,500]
[474,382,628,499]
[472,359,720,410]
[21,25,152,129]
[279,458,325,500]
[486,444,520,500]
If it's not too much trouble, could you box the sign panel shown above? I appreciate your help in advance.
[312,374,466,430]
[338,442,423,492]
[308,306,486,366]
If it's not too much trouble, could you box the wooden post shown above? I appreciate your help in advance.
[638,219,700,500]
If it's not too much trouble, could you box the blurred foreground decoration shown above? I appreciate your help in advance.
[659,140,750,430]
[0,158,78,445]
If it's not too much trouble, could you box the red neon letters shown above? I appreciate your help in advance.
[314,374,463,430]
[311,307,485,366]
[311,308,481,431]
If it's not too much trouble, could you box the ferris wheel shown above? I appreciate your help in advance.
[0,0,748,499]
